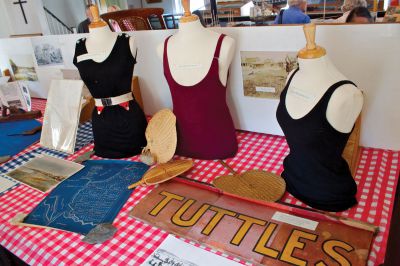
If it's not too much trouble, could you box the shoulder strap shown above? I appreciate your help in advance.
[213,34,226,59]
[131,47,137,65]
[319,80,357,110]
[122,33,138,64]
[163,35,173,74]
[325,80,357,99]
[278,9,284,24]
[279,68,299,101]
[73,38,86,65]
[287,68,299,86]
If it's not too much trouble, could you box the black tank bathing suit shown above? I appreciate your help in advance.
[73,33,147,158]
[276,68,358,212]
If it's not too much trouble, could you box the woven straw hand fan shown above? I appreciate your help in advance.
[140,109,177,165]
[212,161,286,202]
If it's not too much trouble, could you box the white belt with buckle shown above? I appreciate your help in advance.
[94,92,133,107]
[94,92,133,114]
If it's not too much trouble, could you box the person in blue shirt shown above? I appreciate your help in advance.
[274,0,311,24]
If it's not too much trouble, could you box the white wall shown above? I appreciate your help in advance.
[141,0,175,14]
[1,0,46,36]
[118,0,128,9]
[0,24,399,150]
[131,24,400,151]
[0,0,12,38]
[127,0,143,8]
[42,0,87,29]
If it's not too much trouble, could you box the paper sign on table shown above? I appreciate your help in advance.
[142,235,241,266]
[0,175,17,195]
[0,81,32,111]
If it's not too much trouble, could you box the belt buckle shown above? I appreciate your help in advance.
[101,97,112,106]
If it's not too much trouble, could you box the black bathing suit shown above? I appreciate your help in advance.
[276,68,358,212]
[73,34,147,158]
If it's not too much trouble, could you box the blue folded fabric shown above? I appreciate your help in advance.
[0,119,42,157]
[24,160,149,235]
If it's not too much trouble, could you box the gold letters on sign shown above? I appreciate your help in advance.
[130,180,375,266]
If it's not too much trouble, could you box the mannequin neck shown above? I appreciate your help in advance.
[296,54,346,84]
[88,26,114,42]
[298,55,336,75]
[176,19,209,40]
[85,25,117,54]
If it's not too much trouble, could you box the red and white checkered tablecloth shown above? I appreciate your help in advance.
[1,99,399,266]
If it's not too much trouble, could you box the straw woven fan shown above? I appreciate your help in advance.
[140,109,177,165]
[212,161,286,202]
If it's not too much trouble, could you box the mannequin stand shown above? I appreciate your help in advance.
[343,116,362,176]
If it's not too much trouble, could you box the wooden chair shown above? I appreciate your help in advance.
[163,14,180,29]
[100,8,166,31]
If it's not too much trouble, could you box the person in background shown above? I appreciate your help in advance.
[107,5,122,32]
[107,5,121,12]
[346,6,374,23]
[336,0,368,23]
[274,0,311,24]
[77,5,93,33]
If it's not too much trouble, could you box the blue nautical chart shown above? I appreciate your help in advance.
[24,160,149,235]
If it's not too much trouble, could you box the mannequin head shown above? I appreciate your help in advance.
[288,0,308,12]
[85,5,94,22]
[298,24,326,59]
[88,4,108,29]
[180,0,199,23]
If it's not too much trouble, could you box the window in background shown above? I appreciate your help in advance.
[191,0,207,11]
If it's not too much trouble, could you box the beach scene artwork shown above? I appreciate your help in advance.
[6,155,83,192]
[240,51,298,99]
[9,54,38,81]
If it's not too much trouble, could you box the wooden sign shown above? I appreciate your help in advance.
[130,180,376,266]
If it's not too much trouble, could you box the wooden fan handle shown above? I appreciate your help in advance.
[128,179,145,189]
[218,160,237,174]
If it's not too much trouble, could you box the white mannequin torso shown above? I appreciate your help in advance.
[156,19,235,86]
[285,55,363,133]
[77,26,137,63]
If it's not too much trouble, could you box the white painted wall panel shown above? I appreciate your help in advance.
[0,24,399,150]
